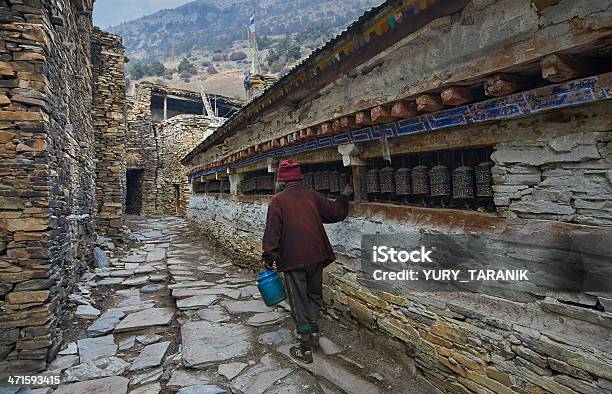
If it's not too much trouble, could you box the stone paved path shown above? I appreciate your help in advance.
[6,217,439,394]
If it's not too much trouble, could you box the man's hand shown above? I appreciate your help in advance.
[264,260,276,270]
[342,184,354,197]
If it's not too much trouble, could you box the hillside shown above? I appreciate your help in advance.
[110,0,382,62]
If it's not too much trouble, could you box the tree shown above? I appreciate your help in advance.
[146,61,165,77]
[129,63,145,79]
[177,57,197,75]
[229,51,247,61]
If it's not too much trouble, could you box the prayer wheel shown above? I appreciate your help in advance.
[328,171,340,193]
[429,165,451,197]
[314,171,324,191]
[241,178,252,193]
[475,161,493,197]
[411,165,430,195]
[257,175,274,191]
[338,172,350,191]
[395,167,411,196]
[320,170,330,191]
[304,172,314,189]
[366,168,380,194]
[379,166,395,194]
[453,165,475,199]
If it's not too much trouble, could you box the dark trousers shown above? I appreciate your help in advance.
[284,263,324,334]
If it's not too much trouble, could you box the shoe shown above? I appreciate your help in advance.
[311,332,320,349]
[290,345,313,364]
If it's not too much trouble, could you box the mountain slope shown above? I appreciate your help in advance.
[110,0,383,62]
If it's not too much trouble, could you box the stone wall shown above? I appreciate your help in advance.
[126,84,158,215]
[91,28,127,241]
[492,132,612,226]
[156,115,215,217]
[188,121,612,392]
[0,0,126,372]
[126,83,239,217]
[192,0,612,167]
[0,0,96,372]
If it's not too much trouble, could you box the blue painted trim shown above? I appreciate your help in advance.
[189,75,609,181]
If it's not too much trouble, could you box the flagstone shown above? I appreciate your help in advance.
[182,321,251,368]
[114,308,173,332]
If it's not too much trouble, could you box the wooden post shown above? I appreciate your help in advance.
[351,164,367,203]
[338,143,366,202]
[163,95,168,120]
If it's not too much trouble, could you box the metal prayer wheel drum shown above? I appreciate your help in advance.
[314,171,329,191]
[338,172,350,191]
[328,171,340,193]
[379,166,395,194]
[366,169,380,194]
[241,178,253,193]
[321,171,330,190]
[411,165,430,195]
[257,175,274,191]
[429,165,451,197]
[304,172,314,189]
[475,161,493,197]
[395,167,411,195]
[453,165,475,199]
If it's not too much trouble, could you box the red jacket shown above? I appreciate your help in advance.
[262,182,349,272]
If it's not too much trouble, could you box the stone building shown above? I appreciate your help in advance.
[126,82,241,217]
[182,0,612,393]
[0,1,127,372]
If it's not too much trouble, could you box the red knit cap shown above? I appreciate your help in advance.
[276,159,304,182]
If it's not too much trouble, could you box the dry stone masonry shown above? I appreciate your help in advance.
[183,1,612,393]
[0,0,127,373]
[126,83,241,217]
[91,28,127,241]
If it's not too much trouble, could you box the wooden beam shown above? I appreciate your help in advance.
[340,116,356,130]
[541,53,588,82]
[355,111,373,126]
[416,94,444,112]
[440,87,475,106]
[390,101,417,118]
[306,127,318,139]
[320,122,333,135]
[370,105,396,123]
[484,74,526,97]
[332,119,344,133]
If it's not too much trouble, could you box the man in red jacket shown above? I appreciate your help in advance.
[263,159,352,363]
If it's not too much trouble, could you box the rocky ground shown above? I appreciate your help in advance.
[4,217,439,394]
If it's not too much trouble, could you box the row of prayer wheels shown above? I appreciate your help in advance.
[199,179,229,193]
[366,162,493,198]
[304,171,351,193]
[241,175,274,193]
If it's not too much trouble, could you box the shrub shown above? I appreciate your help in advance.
[229,51,247,61]
[207,66,218,74]
[201,60,212,67]
[177,57,197,75]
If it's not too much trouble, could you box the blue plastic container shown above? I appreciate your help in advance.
[257,268,287,306]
